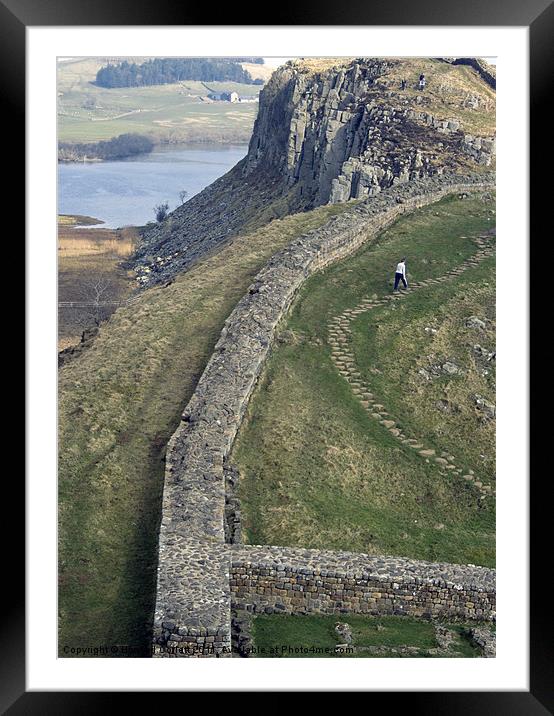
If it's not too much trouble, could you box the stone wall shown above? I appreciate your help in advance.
[230,546,496,621]
[152,174,496,657]
[452,58,496,90]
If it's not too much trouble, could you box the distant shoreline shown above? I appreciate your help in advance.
[58,133,154,163]
[58,213,105,226]
[58,133,252,163]
[58,156,104,164]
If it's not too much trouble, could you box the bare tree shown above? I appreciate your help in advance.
[179,189,188,204]
[75,273,118,327]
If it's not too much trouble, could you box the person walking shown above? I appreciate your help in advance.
[394,258,408,291]
[418,73,426,91]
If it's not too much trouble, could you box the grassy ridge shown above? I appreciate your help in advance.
[58,202,354,656]
[291,57,495,137]
[232,193,496,566]
[383,58,496,137]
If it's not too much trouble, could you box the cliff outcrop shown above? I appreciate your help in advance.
[134,57,495,287]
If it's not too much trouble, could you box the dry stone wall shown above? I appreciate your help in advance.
[152,173,495,657]
[230,546,496,621]
[450,58,496,90]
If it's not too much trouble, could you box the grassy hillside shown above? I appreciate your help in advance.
[231,192,496,567]
[57,58,151,93]
[58,58,261,144]
[382,58,495,137]
[58,202,354,656]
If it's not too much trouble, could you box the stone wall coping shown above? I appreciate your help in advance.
[230,545,495,592]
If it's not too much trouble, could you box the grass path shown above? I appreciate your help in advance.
[327,233,495,499]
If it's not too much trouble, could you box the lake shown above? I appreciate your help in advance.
[58,143,248,228]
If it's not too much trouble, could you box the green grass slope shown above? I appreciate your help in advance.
[251,613,482,658]
[232,192,496,567]
[58,202,353,656]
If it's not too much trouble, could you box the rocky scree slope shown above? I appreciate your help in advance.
[133,57,495,287]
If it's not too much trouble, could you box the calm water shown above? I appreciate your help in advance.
[58,143,248,228]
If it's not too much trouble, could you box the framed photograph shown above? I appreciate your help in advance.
[15,0,545,706]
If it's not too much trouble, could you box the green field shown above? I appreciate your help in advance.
[58,202,354,656]
[251,613,483,658]
[231,192,496,567]
[58,58,260,144]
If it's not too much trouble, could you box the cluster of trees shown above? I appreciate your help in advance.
[95,58,264,88]
[59,133,154,162]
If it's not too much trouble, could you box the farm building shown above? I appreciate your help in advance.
[207,90,239,102]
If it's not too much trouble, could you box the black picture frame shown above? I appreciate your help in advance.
[14,0,546,708]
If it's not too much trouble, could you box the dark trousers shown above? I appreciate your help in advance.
[394,272,408,290]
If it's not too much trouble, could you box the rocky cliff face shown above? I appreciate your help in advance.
[247,57,495,207]
[133,57,495,286]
